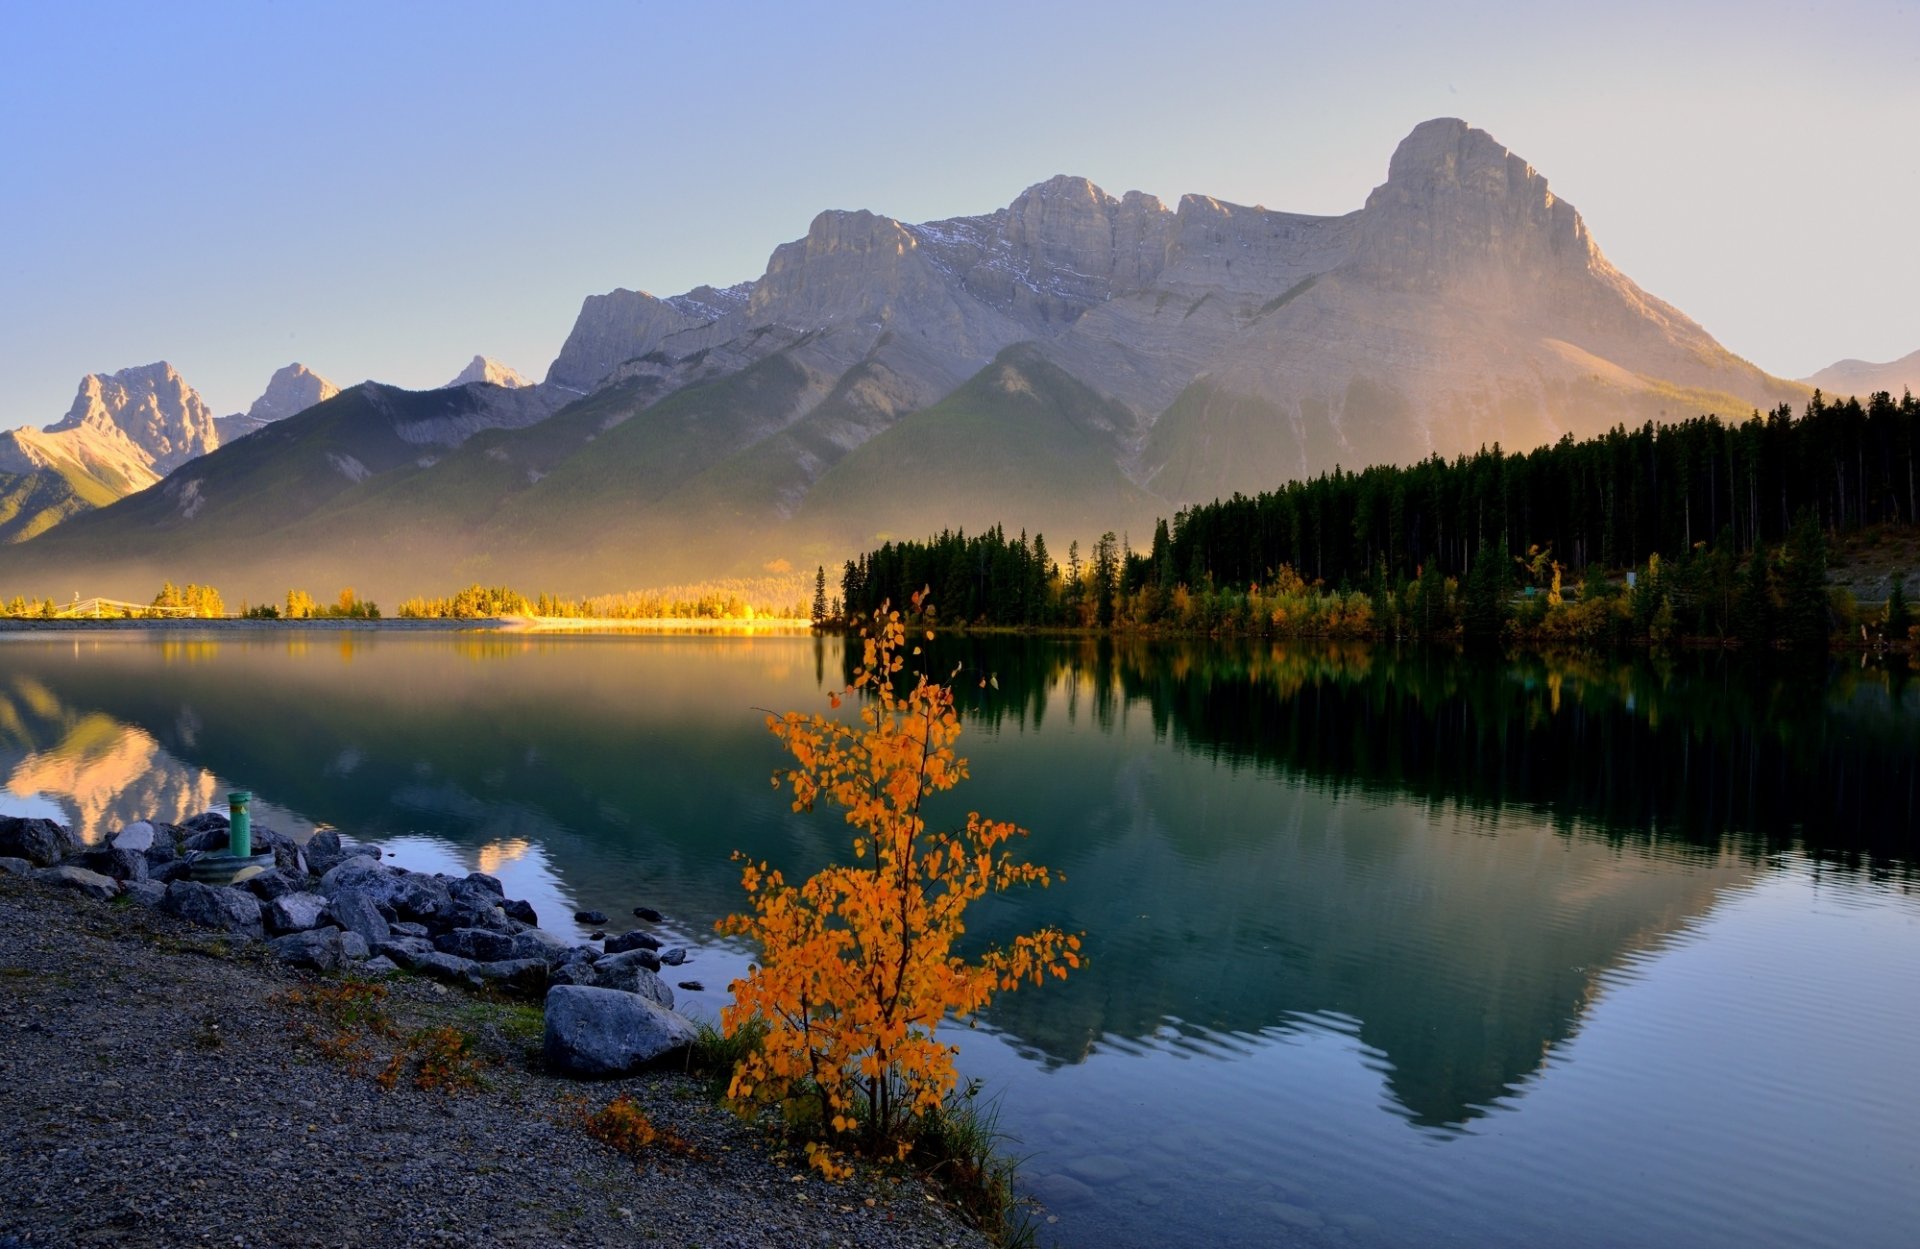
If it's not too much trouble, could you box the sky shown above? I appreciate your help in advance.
[2,0,1917,426]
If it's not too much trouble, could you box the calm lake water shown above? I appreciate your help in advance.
[3,630,1917,1248]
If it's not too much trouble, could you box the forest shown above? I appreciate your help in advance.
[839,390,1920,649]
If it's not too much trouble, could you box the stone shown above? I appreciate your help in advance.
[475,958,548,993]
[372,936,436,965]
[0,816,81,867]
[434,927,516,962]
[631,906,663,923]
[676,980,704,992]
[506,928,571,965]
[111,821,156,853]
[160,880,264,939]
[388,920,429,939]
[502,899,537,926]
[0,857,36,876]
[463,871,504,896]
[658,947,688,966]
[325,888,391,946]
[150,860,192,885]
[268,928,355,972]
[339,931,369,961]
[83,846,148,881]
[143,824,182,863]
[549,960,598,988]
[406,951,482,988]
[593,950,674,1009]
[122,879,167,908]
[542,985,698,1077]
[242,868,306,901]
[574,910,608,925]
[603,929,660,955]
[317,858,449,923]
[34,865,121,901]
[265,891,330,936]
[360,955,399,974]
[302,830,351,876]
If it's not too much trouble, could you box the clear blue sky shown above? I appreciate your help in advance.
[3,0,1916,425]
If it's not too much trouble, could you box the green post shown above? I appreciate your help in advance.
[228,791,252,859]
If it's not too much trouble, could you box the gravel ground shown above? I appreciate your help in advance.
[0,876,991,1249]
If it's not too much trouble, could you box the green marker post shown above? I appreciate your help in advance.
[228,791,252,859]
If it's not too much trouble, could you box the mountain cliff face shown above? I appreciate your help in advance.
[0,119,1814,601]
[214,363,340,444]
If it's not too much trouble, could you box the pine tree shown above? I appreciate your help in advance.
[1778,513,1830,650]
[1461,542,1508,646]
[1734,547,1775,649]
[810,565,828,625]
[1883,571,1910,640]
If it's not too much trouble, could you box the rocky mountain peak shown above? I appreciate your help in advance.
[1355,117,1596,295]
[47,362,217,473]
[247,363,340,423]
[445,356,532,390]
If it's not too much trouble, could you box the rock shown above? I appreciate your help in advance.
[268,928,356,972]
[111,821,156,853]
[631,906,664,923]
[149,860,192,885]
[302,830,351,876]
[82,847,148,882]
[180,812,228,834]
[339,931,369,961]
[542,985,698,1077]
[242,868,306,901]
[658,947,688,966]
[122,879,167,908]
[180,824,230,854]
[506,928,571,965]
[361,955,399,974]
[160,880,265,939]
[265,891,330,936]
[574,910,608,925]
[549,960,598,987]
[589,930,605,941]
[502,898,537,926]
[0,857,36,876]
[34,865,121,901]
[603,929,660,955]
[371,936,436,965]
[388,920,429,939]
[407,950,482,988]
[464,871,504,896]
[0,816,81,867]
[143,824,182,863]
[434,927,516,962]
[325,888,391,946]
[475,958,548,993]
[318,858,449,923]
[676,980,704,991]
[593,950,673,1009]
[254,828,304,874]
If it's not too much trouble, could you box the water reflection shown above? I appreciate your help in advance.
[0,632,1915,1247]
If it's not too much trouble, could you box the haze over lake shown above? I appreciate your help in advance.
[1,630,1913,1247]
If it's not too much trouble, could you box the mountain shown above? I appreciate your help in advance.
[1803,349,1920,399]
[0,119,1812,603]
[445,356,532,390]
[214,363,339,444]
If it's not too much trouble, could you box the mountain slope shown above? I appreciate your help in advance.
[1804,349,1920,399]
[214,363,339,444]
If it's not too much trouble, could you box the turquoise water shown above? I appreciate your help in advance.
[2,631,1915,1247]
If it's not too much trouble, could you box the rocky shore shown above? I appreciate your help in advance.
[0,814,988,1248]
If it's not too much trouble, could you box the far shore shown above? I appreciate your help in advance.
[0,615,816,636]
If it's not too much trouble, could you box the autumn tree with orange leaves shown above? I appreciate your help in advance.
[719,593,1081,1175]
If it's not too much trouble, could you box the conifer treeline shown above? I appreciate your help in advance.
[841,391,1919,638]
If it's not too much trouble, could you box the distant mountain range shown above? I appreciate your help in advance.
[1803,349,1920,400]
[0,119,1853,602]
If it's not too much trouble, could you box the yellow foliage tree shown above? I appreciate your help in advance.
[719,594,1080,1173]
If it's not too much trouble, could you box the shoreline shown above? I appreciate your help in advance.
[0,867,988,1248]
[0,616,816,636]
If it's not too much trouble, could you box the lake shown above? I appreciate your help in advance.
[2,629,1916,1248]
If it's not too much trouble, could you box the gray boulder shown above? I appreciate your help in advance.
[302,830,351,876]
[111,821,156,853]
[243,868,306,902]
[87,846,149,881]
[593,949,674,1009]
[160,880,265,939]
[371,935,436,964]
[434,926,516,962]
[0,816,81,867]
[506,927,572,965]
[318,859,449,923]
[502,898,537,926]
[407,950,482,988]
[339,931,369,961]
[464,871,504,896]
[603,929,660,955]
[388,920,429,938]
[549,959,598,987]
[34,865,122,901]
[543,985,698,1077]
[325,888,391,945]
[265,891,330,935]
[0,856,36,876]
[659,947,688,967]
[149,860,192,885]
[122,879,167,908]
[268,928,356,972]
[475,958,548,993]
[361,955,399,974]
[179,812,228,835]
